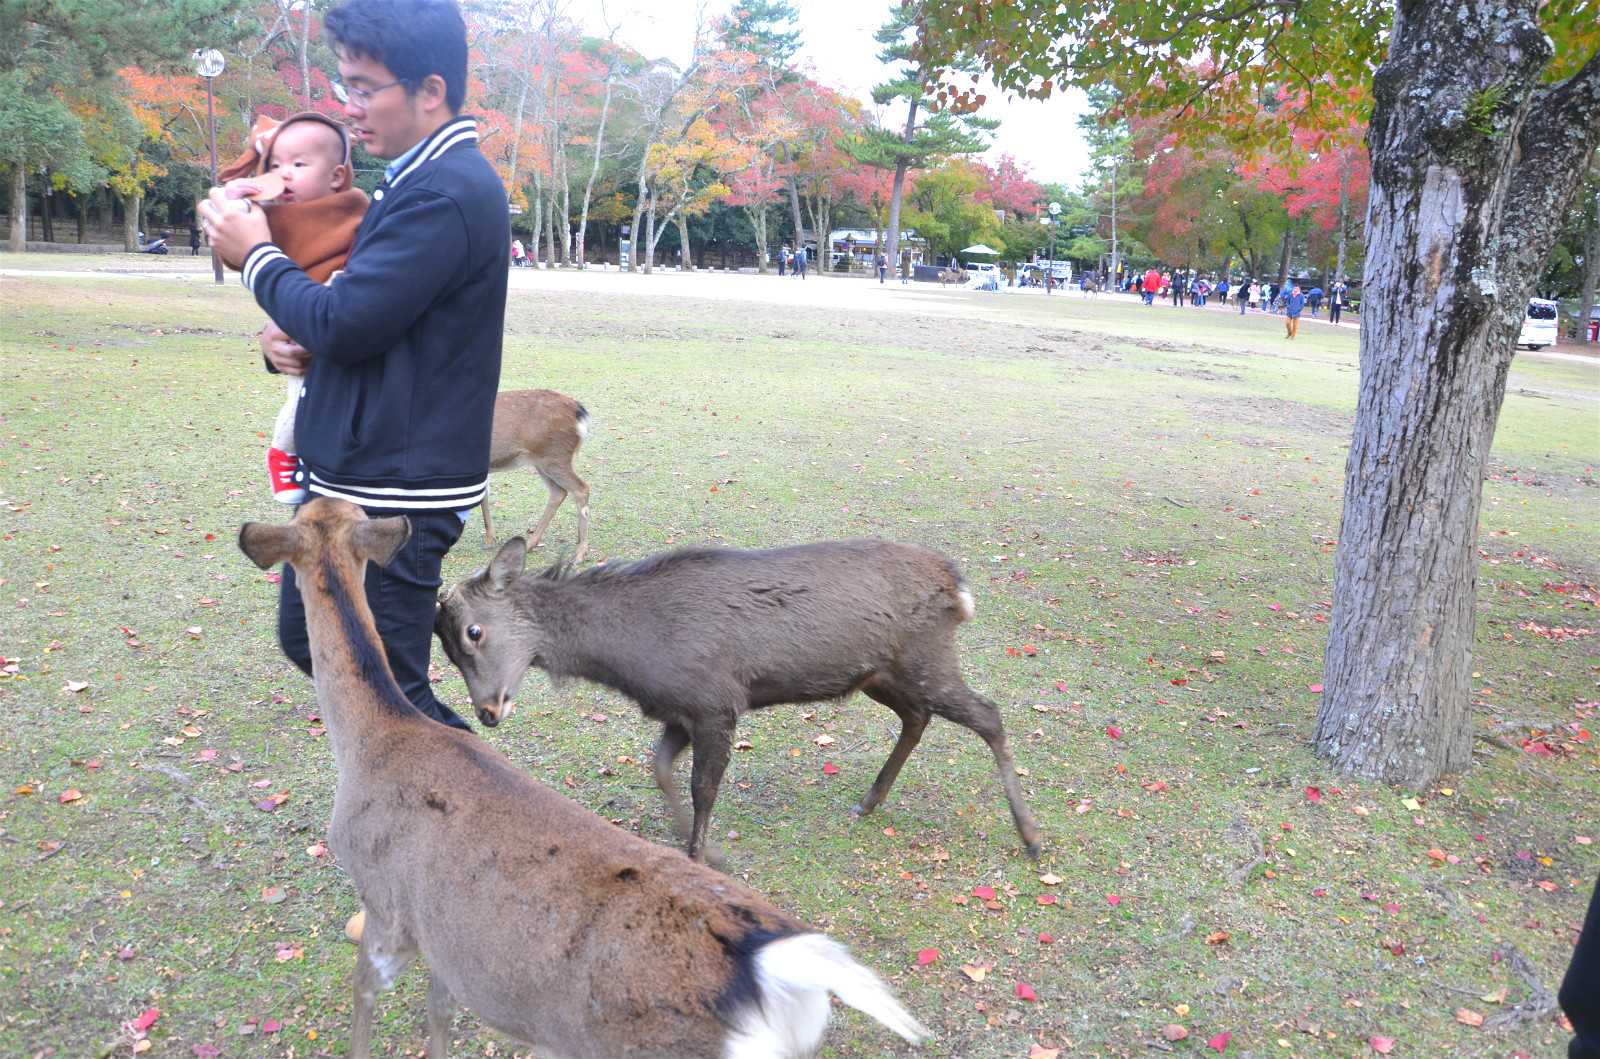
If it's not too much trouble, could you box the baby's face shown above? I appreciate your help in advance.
[264,121,348,204]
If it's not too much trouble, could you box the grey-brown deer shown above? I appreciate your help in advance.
[482,389,591,561]
[435,537,1042,865]
[238,499,928,1059]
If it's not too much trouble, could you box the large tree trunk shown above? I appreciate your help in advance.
[1313,1,1600,788]
[1576,191,1599,345]
[1334,153,1350,284]
[747,204,769,273]
[40,177,53,243]
[783,144,804,244]
[884,97,919,270]
[575,77,613,270]
[9,164,26,252]
[121,191,139,252]
[675,213,693,271]
[1274,225,1292,290]
[73,191,87,243]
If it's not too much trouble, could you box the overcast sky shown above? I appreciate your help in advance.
[566,0,1094,187]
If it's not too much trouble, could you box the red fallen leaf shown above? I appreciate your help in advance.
[1391,943,1405,955]
[1171,678,1187,685]
[822,762,839,774]
[1030,1046,1060,1059]
[1107,725,1122,738]
[1107,894,1121,906]
[1055,682,1068,692]
[1036,893,1058,905]
[1022,644,1037,656]
[1382,903,1401,912]
[973,885,996,900]
[262,1020,282,1033]
[882,827,895,836]
[1016,981,1036,1001]
[1313,888,1326,897]
[131,1009,160,1032]
[199,749,217,760]
[1306,786,1322,803]
[1426,849,1447,861]
[59,788,83,804]
[1142,780,1167,792]
[917,948,940,965]
[1309,683,1324,692]
[1370,1036,1396,1054]
[192,1045,222,1058]
[1208,1030,1232,1053]
[1268,603,1281,611]
[251,779,272,788]
[1038,931,1053,943]
[1006,647,1021,656]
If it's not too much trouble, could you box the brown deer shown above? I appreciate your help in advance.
[482,389,591,562]
[435,537,1043,865]
[238,499,928,1059]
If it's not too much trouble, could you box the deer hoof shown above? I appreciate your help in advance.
[1023,840,1044,861]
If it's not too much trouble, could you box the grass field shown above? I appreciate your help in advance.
[1,265,1597,1059]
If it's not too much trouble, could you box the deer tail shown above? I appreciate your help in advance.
[572,402,591,442]
[723,933,929,1058]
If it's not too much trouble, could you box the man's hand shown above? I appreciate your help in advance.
[197,187,274,270]
[261,320,312,375]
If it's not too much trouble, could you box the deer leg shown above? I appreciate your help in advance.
[426,971,457,1059]
[525,470,568,552]
[685,717,737,866]
[349,918,416,1059]
[652,723,694,844]
[853,683,928,818]
[567,474,591,563]
[936,685,1043,859]
[480,486,495,550]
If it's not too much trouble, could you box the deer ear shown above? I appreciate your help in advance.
[238,521,298,570]
[353,516,411,567]
[487,537,528,593]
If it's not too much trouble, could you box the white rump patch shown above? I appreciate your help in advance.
[956,586,975,621]
[723,934,928,1059]
[575,411,591,440]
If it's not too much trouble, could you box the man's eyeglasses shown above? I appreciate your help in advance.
[331,79,408,106]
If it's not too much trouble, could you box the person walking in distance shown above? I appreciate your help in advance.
[900,246,912,284]
[793,244,807,279]
[1284,284,1306,338]
[1329,281,1345,325]
[876,250,888,284]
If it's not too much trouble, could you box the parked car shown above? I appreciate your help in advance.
[1517,298,1559,350]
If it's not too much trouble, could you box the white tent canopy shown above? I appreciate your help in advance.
[960,243,1000,255]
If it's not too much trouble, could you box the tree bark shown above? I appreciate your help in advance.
[1314,2,1600,788]
[1274,224,1292,290]
[884,97,919,271]
[783,143,804,244]
[40,176,53,243]
[747,204,769,273]
[575,75,613,269]
[122,191,139,252]
[73,191,87,243]
[675,212,693,271]
[1334,151,1350,284]
[9,164,26,252]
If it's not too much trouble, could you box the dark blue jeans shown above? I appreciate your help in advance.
[1562,874,1600,1057]
[277,505,471,731]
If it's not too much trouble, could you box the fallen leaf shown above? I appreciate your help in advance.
[822,762,839,775]
[1038,872,1063,885]
[733,740,753,751]
[1309,683,1324,692]
[962,964,987,982]
[1370,1036,1395,1054]
[261,886,286,904]
[1456,1008,1484,1026]
[1107,894,1121,907]
[1208,1030,1232,1054]
[952,894,969,906]
[1029,1047,1059,1059]
[1142,780,1167,792]
[61,680,89,693]
[1481,986,1508,1004]
[1164,1024,1189,1042]
[973,885,996,900]
[1401,797,1422,811]
[1206,931,1231,945]
[1306,786,1322,803]
[59,788,83,804]
[192,1045,222,1058]
[1106,725,1122,739]
[1537,880,1558,892]
[12,785,32,795]
[1426,849,1447,861]
[814,734,835,746]
[1036,893,1058,906]
[1174,1004,1190,1017]
[1016,981,1036,1001]
[305,843,327,857]
[917,948,940,965]
[1038,931,1053,943]
[262,1020,282,1032]
[130,1009,160,1032]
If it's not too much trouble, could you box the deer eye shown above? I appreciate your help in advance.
[467,624,483,643]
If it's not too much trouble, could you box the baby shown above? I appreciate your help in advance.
[219,112,369,504]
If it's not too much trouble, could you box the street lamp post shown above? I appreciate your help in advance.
[1040,200,1061,294]
[194,48,226,285]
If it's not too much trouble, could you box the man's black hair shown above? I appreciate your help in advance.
[323,0,468,115]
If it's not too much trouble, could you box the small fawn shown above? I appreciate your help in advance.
[238,499,927,1059]
[482,389,591,561]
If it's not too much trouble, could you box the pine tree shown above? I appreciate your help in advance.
[848,3,995,271]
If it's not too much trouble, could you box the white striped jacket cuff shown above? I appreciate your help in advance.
[241,244,290,292]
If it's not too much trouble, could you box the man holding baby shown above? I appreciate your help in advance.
[200,0,507,735]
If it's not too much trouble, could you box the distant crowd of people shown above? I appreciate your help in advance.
[1106,267,1352,333]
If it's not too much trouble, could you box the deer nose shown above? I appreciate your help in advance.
[475,695,513,728]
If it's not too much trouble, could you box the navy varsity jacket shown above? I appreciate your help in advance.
[239,117,509,511]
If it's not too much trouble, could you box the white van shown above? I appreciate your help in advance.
[1517,298,1558,350]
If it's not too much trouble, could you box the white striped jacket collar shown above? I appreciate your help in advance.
[385,117,479,188]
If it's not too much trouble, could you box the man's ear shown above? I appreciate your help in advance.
[417,73,450,115]
[239,521,299,570]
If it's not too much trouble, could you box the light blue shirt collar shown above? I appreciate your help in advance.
[383,137,428,184]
